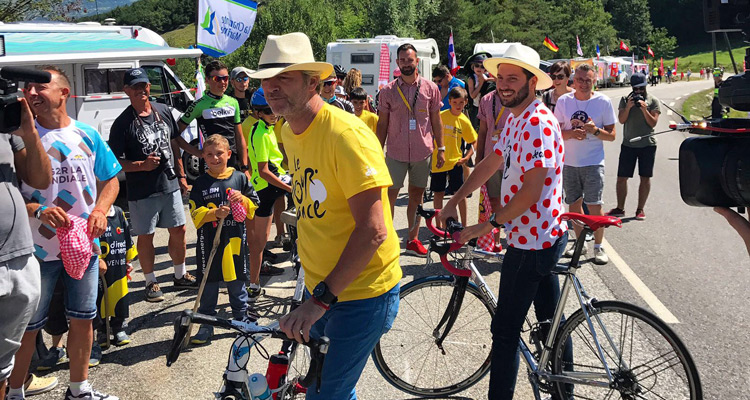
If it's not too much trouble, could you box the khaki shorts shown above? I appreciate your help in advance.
[386,156,431,190]
[486,169,503,198]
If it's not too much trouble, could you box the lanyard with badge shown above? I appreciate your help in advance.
[492,94,506,144]
[396,79,421,131]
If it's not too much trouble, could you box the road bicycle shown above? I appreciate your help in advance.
[167,310,329,399]
[373,206,702,399]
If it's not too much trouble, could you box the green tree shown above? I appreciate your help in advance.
[0,0,83,21]
[605,0,653,50]
[648,27,677,59]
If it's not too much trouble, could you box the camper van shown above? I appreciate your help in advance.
[0,22,204,180]
[326,36,440,95]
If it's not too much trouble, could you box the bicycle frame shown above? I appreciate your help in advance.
[430,227,629,399]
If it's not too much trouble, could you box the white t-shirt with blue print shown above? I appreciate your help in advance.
[21,118,122,262]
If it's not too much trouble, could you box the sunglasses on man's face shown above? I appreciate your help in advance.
[210,75,229,83]
[550,73,567,81]
[323,81,336,87]
[234,76,249,82]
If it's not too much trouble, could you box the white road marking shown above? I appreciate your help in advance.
[669,101,675,107]
[602,239,680,324]
[675,96,682,100]
[668,110,673,116]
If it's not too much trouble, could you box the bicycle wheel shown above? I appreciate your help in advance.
[278,342,311,400]
[551,300,702,400]
[372,276,494,397]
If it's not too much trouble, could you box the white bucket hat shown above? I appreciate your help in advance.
[249,32,333,80]
[483,44,553,90]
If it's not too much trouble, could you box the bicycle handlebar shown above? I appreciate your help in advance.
[418,205,473,277]
[166,310,329,389]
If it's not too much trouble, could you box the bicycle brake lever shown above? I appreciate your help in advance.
[429,236,451,255]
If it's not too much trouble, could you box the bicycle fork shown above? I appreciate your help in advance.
[432,276,471,353]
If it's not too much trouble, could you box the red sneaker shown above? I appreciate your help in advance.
[405,240,428,257]
[606,208,625,217]
[635,209,646,220]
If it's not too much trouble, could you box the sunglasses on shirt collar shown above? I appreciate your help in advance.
[210,75,230,83]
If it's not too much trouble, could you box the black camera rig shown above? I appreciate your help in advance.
[0,66,51,133]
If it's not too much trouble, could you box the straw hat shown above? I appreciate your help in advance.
[483,44,553,89]
[249,32,333,80]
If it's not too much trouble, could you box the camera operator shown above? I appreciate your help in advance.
[108,68,195,303]
[607,72,661,220]
[0,96,52,400]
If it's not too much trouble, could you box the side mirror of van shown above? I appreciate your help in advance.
[171,92,190,112]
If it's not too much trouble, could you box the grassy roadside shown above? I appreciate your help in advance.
[660,46,749,75]
[682,88,746,120]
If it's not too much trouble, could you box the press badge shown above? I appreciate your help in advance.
[409,118,417,131]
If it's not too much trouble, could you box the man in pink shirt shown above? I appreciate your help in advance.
[376,43,445,256]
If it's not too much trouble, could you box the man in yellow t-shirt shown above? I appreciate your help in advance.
[432,87,477,225]
[249,32,401,399]
[350,86,378,135]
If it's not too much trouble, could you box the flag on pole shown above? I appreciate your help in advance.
[448,30,459,75]
[647,45,655,57]
[195,62,206,149]
[659,57,664,75]
[631,53,635,73]
[197,0,257,57]
[619,41,630,52]
[674,57,678,71]
[377,43,390,90]
[543,36,559,52]
[596,44,600,59]
[576,35,583,56]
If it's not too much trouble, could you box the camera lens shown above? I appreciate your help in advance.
[722,140,750,206]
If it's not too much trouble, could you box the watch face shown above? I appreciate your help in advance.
[313,283,326,298]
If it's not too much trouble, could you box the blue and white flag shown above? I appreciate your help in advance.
[596,44,600,59]
[197,0,257,58]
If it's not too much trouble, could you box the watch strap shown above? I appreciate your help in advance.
[488,213,502,228]
[311,296,330,310]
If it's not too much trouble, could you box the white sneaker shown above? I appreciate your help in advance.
[593,247,609,265]
[563,244,587,258]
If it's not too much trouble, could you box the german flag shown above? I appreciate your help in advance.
[543,36,559,52]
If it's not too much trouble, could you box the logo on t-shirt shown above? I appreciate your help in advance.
[203,106,236,120]
[570,110,589,129]
[292,156,327,220]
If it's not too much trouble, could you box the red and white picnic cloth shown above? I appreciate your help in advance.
[477,185,499,252]
[228,189,246,223]
[57,214,94,280]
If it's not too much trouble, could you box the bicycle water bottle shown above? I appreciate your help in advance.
[265,353,289,400]
[248,373,272,400]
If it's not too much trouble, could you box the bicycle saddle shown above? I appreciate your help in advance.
[560,213,622,231]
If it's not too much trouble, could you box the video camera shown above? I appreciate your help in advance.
[0,66,52,133]
[677,0,750,207]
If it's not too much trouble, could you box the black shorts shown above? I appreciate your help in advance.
[256,185,286,218]
[617,145,657,178]
[430,165,464,193]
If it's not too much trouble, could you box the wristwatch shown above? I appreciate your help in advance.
[488,212,502,229]
[312,281,338,306]
[34,205,47,220]
[593,128,601,136]
[239,164,249,172]
[437,146,446,151]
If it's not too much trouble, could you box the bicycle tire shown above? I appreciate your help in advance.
[551,300,702,400]
[278,342,311,400]
[372,275,494,397]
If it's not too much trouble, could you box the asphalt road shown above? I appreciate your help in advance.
[29,77,747,400]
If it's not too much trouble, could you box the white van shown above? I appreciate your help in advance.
[326,36,440,95]
[0,22,205,180]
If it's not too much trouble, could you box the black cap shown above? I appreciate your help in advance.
[123,68,150,86]
[630,72,647,88]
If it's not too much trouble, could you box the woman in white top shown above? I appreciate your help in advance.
[542,60,574,113]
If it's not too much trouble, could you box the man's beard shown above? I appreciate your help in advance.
[400,66,416,76]
[499,83,530,108]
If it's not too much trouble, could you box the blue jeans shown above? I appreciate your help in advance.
[305,284,399,400]
[488,233,572,400]
[198,280,248,321]
[27,256,99,331]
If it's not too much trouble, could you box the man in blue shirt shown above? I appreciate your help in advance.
[433,65,465,111]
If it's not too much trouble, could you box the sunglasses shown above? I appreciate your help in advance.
[210,75,229,83]
[550,73,567,81]
[256,107,273,115]
[323,81,336,86]
[234,76,249,82]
